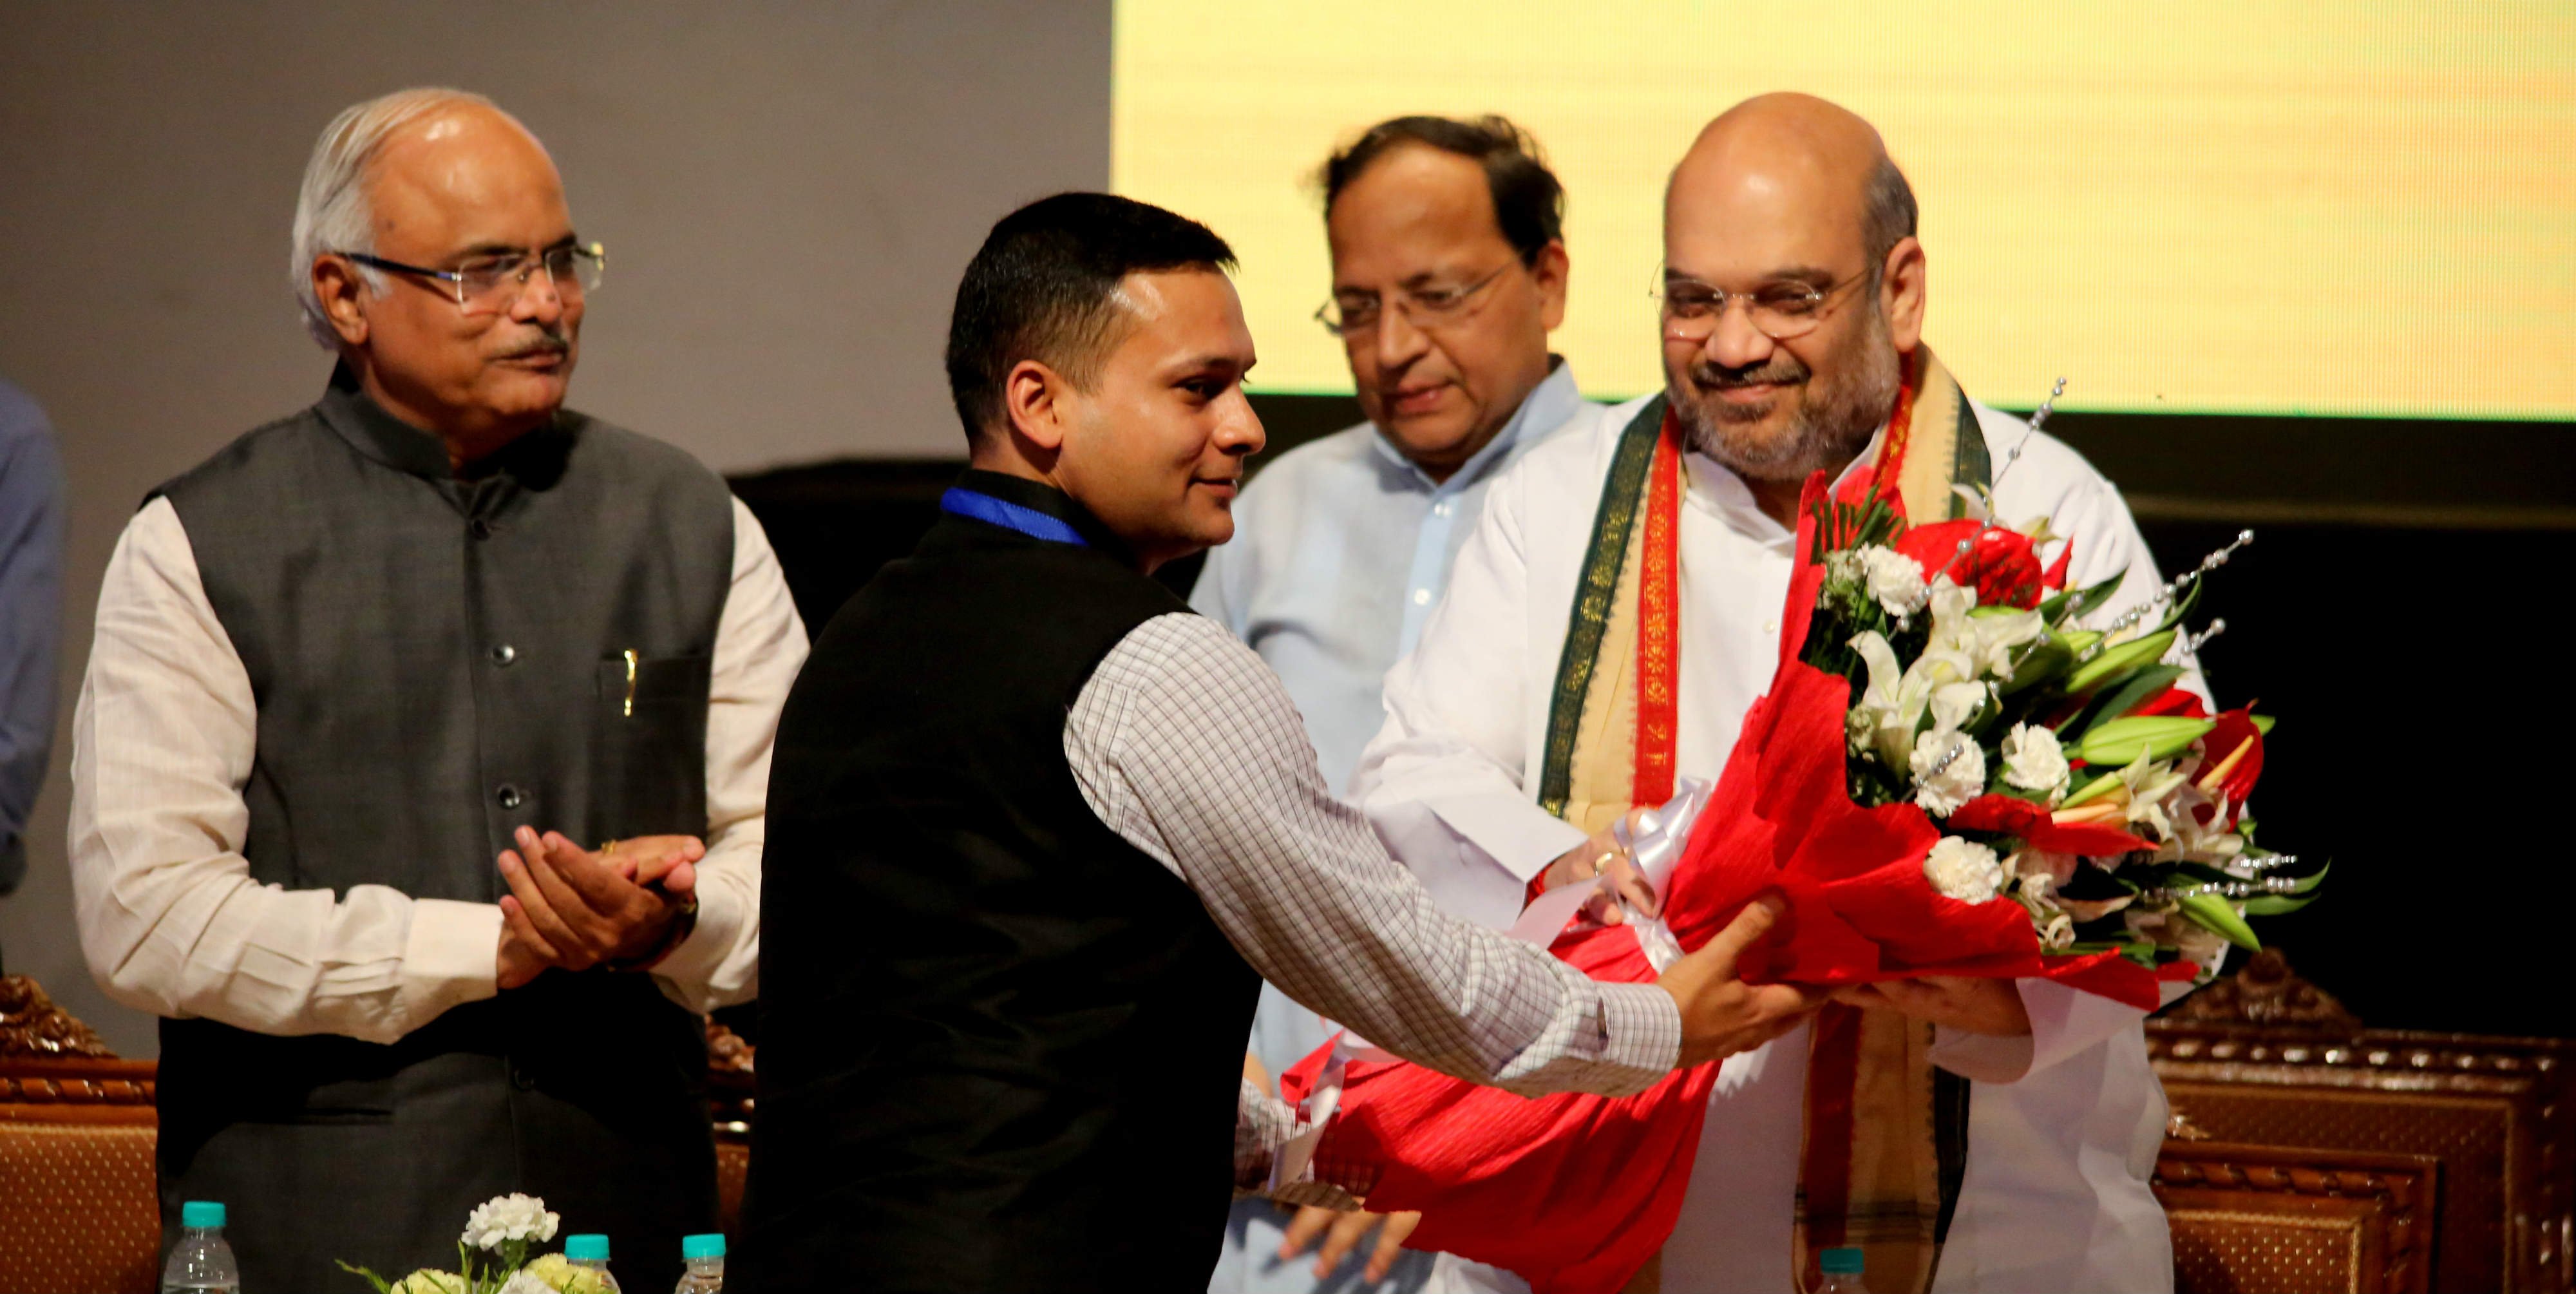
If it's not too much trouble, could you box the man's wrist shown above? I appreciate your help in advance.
[606,891,699,972]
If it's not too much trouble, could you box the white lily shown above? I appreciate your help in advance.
[2116,750,2190,839]
[1964,607,2046,677]
[2152,781,2248,867]
[1850,631,1988,770]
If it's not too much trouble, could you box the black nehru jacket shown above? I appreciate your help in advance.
[742,471,1262,1291]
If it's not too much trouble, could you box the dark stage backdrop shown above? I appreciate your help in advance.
[733,395,2576,1039]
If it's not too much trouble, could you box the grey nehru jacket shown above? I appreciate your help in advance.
[147,366,735,1292]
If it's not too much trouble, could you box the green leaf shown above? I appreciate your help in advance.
[2151,576,2207,638]
[2076,664,2187,734]
[2240,892,2322,916]
[2176,891,2262,951]
[2065,629,2179,695]
[2252,714,2277,735]
[336,1262,397,1294]
[2000,635,2076,696]
[2043,573,2126,625]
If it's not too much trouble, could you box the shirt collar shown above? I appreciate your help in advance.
[1368,356,1581,495]
[950,468,1139,566]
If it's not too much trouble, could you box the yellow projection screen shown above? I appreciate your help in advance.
[1112,3,2576,419]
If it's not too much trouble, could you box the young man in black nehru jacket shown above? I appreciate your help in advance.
[741,192,1824,1293]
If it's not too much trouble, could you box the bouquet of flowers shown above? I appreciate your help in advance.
[1754,459,2318,1002]
[1273,430,2317,1292]
[339,1194,611,1294]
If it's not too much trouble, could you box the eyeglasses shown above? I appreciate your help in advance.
[344,242,606,314]
[1315,260,1515,338]
[1653,266,1868,343]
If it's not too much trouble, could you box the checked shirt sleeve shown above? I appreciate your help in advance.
[1065,612,1680,1102]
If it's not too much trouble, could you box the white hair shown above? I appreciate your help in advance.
[289,86,507,348]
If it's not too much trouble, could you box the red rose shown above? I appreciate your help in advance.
[1896,520,2049,609]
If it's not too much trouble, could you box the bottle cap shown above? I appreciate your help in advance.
[180,1200,227,1228]
[681,1233,726,1259]
[564,1233,611,1261]
[1821,1246,1866,1275]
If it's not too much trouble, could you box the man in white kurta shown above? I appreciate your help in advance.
[1354,95,2192,1292]
[1197,117,1617,1293]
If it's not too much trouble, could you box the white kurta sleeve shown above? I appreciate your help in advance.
[1066,613,1680,1098]
[1354,467,1585,929]
[69,499,501,1043]
[648,497,807,1011]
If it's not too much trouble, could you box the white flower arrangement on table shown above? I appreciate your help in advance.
[341,1193,606,1294]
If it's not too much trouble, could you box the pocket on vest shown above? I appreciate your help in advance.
[594,653,712,837]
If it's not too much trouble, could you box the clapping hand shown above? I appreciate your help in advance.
[494,828,704,988]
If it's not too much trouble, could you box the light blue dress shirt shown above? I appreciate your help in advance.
[1192,361,1594,1294]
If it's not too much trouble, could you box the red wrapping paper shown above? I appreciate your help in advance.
[1281,492,2177,1290]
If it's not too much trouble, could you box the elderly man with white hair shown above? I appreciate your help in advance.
[68,87,803,1290]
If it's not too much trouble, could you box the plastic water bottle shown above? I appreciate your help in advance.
[564,1233,623,1293]
[1816,1245,1870,1293]
[674,1233,724,1291]
[160,1200,241,1292]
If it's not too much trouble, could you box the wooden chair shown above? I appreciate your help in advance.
[0,975,160,1294]
[2155,1137,2438,1293]
[2149,951,2576,1292]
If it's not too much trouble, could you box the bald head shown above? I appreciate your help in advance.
[1667,93,1914,278]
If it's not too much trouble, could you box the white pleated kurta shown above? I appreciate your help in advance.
[1356,391,2198,1293]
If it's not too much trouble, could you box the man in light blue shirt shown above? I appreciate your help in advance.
[1194,116,1617,1294]
[0,376,65,972]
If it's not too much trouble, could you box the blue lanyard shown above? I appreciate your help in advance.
[939,487,1090,547]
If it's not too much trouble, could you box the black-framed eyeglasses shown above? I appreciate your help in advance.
[1653,265,1868,343]
[344,241,606,314]
[1316,260,1515,338]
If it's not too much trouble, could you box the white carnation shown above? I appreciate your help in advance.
[1910,730,1987,815]
[2000,723,2070,799]
[1857,544,1927,616]
[460,1193,559,1250]
[1923,836,2005,904]
[497,1273,560,1294]
[392,1273,466,1294]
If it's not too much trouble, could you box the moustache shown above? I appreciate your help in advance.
[495,330,572,361]
[1690,356,1809,390]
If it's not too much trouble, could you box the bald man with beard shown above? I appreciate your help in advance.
[1356,94,2201,1293]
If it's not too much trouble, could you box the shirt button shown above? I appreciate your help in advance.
[509,1064,537,1091]
[1433,501,1453,517]
[1764,619,1781,634]
[491,644,517,667]
[469,518,493,540]
[496,784,524,810]
[1412,589,1432,606]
